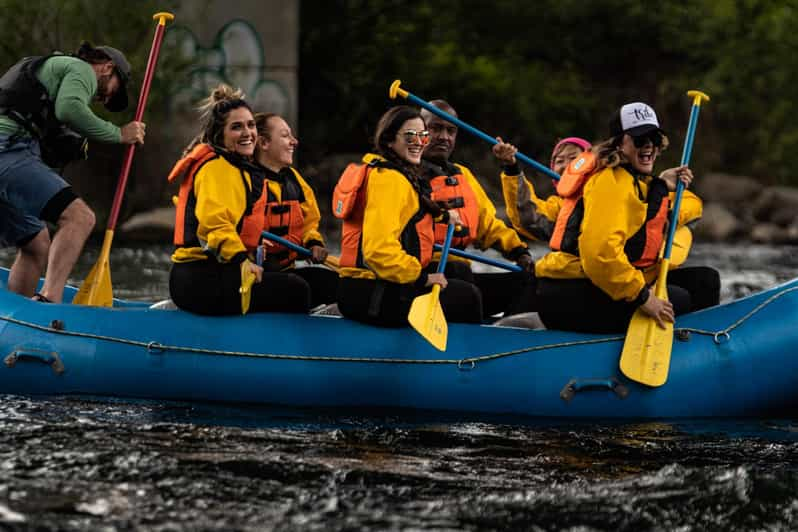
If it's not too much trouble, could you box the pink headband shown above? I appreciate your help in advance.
[550,137,592,170]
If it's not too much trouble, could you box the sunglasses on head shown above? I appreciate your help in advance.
[631,131,663,148]
[399,129,431,145]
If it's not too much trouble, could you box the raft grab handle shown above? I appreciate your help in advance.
[4,347,64,375]
[560,377,628,402]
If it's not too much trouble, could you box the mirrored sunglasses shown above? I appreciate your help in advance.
[400,129,431,145]
[632,131,663,148]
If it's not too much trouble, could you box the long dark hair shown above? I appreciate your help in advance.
[183,84,252,156]
[372,105,441,216]
[372,106,424,178]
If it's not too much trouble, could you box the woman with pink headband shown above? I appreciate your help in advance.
[494,136,592,242]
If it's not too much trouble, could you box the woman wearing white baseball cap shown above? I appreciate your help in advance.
[533,102,720,333]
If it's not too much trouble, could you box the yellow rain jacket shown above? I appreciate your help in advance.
[501,170,562,241]
[536,165,703,302]
[261,166,326,268]
[170,147,265,264]
[338,154,435,284]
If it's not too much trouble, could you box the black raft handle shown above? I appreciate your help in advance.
[560,377,628,403]
[4,348,65,375]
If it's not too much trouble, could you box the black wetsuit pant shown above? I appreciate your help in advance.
[536,266,720,334]
[169,260,311,316]
[426,260,538,318]
[290,266,339,308]
[337,275,483,327]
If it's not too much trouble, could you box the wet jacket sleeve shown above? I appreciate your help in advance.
[500,169,562,241]
[360,168,423,284]
[293,170,325,248]
[459,165,526,257]
[578,168,646,302]
[192,159,249,262]
[50,59,122,143]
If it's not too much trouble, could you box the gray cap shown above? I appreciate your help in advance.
[96,45,130,112]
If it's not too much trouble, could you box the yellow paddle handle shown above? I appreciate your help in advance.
[153,12,175,25]
[687,90,710,107]
[389,80,408,100]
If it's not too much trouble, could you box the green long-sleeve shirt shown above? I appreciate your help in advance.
[0,55,121,143]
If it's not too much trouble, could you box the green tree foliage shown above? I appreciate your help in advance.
[300,0,798,185]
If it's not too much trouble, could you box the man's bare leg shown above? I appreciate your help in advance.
[7,228,50,297]
[39,199,95,303]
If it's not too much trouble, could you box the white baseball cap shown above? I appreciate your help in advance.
[609,102,664,137]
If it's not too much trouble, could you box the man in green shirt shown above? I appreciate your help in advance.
[0,42,145,303]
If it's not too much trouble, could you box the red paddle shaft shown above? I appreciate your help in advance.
[106,14,172,230]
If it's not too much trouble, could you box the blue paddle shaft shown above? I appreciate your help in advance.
[403,92,561,182]
[261,231,312,257]
[433,244,522,272]
[663,104,702,260]
[436,223,456,273]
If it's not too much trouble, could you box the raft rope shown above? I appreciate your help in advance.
[1,285,795,367]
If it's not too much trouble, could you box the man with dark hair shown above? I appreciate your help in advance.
[420,100,537,318]
[0,42,146,302]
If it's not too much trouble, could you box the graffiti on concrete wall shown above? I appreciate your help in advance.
[166,19,291,116]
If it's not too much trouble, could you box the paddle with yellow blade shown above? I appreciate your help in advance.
[620,90,710,387]
[388,80,561,182]
[74,12,174,306]
[408,223,456,351]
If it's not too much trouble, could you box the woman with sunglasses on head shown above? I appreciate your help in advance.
[252,112,338,308]
[334,105,483,327]
[532,102,719,333]
[167,85,312,315]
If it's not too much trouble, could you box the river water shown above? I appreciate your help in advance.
[1,242,798,530]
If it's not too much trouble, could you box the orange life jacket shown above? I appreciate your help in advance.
[548,153,670,268]
[549,151,595,254]
[333,160,434,271]
[168,143,268,253]
[422,162,480,248]
[261,167,307,269]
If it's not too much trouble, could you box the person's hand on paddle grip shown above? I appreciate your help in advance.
[245,259,263,283]
[309,245,328,264]
[516,253,534,273]
[492,137,517,165]
[121,121,146,145]
[426,273,448,290]
[640,290,674,329]
[447,209,462,227]
[659,165,693,191]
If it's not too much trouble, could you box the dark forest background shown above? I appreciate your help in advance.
[2,0,797,231]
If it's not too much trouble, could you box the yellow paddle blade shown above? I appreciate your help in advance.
[239,262,256,315]
[408,285,448,351]
[73,256,113,306]
[73,229,115,307]
[620,308,673,386]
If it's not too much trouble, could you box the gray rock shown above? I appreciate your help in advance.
[751,186,798,226]
[118,206,175,242]
[692,203,741,241]
[695,173,761,207]
[750,223,785,244]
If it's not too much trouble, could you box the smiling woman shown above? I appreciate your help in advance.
[334,105,482,327]
[252,112,338,308]
[166,84,313,316]
[533,102,721,333]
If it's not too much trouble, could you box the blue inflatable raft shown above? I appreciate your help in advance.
[1,267,797,418]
